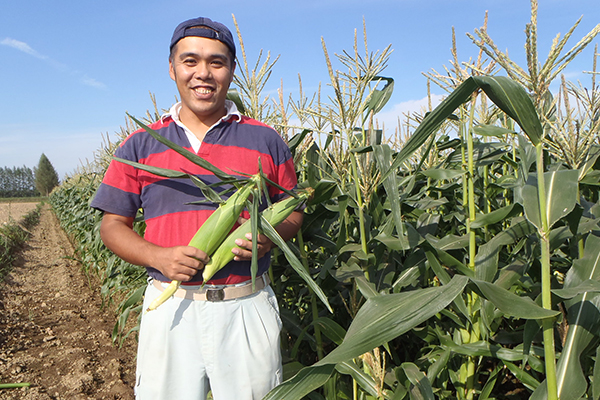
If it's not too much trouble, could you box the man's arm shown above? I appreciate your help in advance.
[231,210,304,261]
[99,212,209,281]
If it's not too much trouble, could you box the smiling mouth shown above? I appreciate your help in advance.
[194,87,213,95]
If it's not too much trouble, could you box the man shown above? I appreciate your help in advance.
[91,17,302,400]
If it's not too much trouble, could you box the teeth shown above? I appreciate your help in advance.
[194,88,212,94]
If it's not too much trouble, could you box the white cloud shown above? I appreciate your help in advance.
[1,37,47,59]
[374,94,445,131]
[1,37,107,90]
[80,75,107,89]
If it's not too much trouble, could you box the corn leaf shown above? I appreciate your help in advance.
[286,129,311,156]
[313,317,346,346]
[401,362,435,400]
[425,250,471,322]
[518,170,580,230]
[226,88,246,114]
[435,248,474,277]
[420,168,464,180]
[187,175,226,205]
[373,144,407,244]
[316,275,468,366]
[425,234,470,251]
[504,360,541,391]
[480,364,503,400]
[364,76,394,116]
[112,156,243,205]
[306,179,340,206]
[470,279,560,319]
[113,156,188,179]
[336,361,388,399]
[263,364,335,400]
[552,234,600,400]
[265,275,468,400]
[441,341,545,372]
[382,76,542,182]
[552,279,600,299]
[473,125,516,137]
[594,346,600,400]
[474,217,536,282]
[249,188,261,290]
[472,76,543,146]
[260,215,333,313]
[426,348,451,382]
[471,203,523,229]
[128,114,235,182]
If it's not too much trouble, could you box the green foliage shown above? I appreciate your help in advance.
[34,153,59,196]
[0,165,37,198]
[49,167,147,345]
[0,204,41,280]
[49,113,151,344]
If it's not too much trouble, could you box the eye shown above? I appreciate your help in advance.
[183,58,197,66]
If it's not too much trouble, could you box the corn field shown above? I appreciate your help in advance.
[50,3,600,399]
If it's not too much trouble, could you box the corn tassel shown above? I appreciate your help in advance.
[202,191,309,283]
[146,175,259,311]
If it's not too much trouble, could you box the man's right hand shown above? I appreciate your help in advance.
[149,245,209,282]
[99,213,209,282]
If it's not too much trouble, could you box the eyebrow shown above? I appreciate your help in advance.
[178,52,230,63]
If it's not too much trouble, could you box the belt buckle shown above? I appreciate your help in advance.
[206,288,225,302]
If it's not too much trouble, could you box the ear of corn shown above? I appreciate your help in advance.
[147,280,180,311]
[201,191,309,283]
[146,175,259,311]
[187,177,256,254]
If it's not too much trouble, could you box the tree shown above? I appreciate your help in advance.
[0,166,37,198]
[34,153,59,196]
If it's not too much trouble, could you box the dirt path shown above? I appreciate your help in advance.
[0,205,136,399]
[0,203,39,225]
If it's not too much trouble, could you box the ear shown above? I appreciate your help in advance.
[169,59,176,81]
[229,61,236,84]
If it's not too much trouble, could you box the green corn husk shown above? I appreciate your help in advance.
[146,175,259,311]
[188,175,258,254]
[202,191,309,283]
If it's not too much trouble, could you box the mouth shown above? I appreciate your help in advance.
[193,86,214,95]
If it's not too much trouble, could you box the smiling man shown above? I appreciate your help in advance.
[91,17,302,400]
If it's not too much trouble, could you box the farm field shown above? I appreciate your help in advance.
[5,2,598,398]
[0,203,40,225]
[0,205,136,399]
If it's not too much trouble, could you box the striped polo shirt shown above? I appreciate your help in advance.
[91,101,297,284]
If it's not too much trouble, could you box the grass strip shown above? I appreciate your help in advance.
[0,204,42,281]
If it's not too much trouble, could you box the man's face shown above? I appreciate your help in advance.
[169,36,235,126]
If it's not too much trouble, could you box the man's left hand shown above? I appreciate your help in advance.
[231,232,274,261]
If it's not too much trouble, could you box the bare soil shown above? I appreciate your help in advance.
[0,205,136,399]
[0,203,39,225]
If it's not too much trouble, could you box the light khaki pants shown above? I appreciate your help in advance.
[135,280,282,400]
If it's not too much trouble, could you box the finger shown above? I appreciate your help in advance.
[183,247,210,264]
[235,237,250,250]
[231,245,251,261]
[170,265,198,282]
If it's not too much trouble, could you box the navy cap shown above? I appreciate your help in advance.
[169,17,236,60]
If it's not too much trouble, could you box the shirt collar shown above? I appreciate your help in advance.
[163,99,241,125]
[161,100,241,153]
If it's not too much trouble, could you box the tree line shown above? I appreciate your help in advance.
[0,154,60,198]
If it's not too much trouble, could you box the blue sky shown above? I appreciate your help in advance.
[1,0,599,178]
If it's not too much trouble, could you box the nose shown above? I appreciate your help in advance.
[193,61,211,81]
